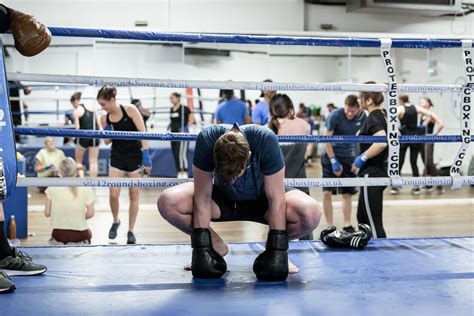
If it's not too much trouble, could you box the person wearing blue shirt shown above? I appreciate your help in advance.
[252,79,276,125]
[157,123,322,279]
[321,95,366,233]
[214,90,250,125]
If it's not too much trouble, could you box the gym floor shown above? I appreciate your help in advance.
[22,160,474,246]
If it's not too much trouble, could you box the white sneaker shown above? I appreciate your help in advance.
[390,187,400,195]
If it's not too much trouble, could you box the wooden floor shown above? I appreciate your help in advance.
[21,160,474,246]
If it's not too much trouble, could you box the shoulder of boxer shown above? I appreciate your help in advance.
[10,9,51,57]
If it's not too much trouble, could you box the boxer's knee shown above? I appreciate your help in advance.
[157,187,192,220]
[299,198,321,230]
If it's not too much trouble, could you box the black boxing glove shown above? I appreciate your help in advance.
[191,228,227,279]
[253,230,289,281]
[320,224,372,249]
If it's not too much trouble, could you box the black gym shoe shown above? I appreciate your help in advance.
[0,248,47,276]
[436,186,445,194]
[127,231,136,245]
[109,220,120,239]
[411,186,421,196]
[343,226,356,233]
[423,185,434,192]
[15,248,33,262]
[0,271,15,293]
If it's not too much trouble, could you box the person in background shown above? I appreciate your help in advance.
[34,137,66,193]
[268,94,314,240]
[98,85,152,244]
[327,103,337,114]
[170,92,195,178]
[63,107,75,145]
[419,97,445,194]
[131,99,150,129]
[252,79,276,125]
[44,158,95,245]
[352,82,388,238]
[214,90,250,125]
[391,94,444,195]
[296,103,312,122]
[321,95,366,233]
[246,100,253,118]
[297,103,315,163]
[71,92,102,178]
[7,81,31,143]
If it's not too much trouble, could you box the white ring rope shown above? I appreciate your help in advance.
[16,176,474,188]
[7,73,463,93]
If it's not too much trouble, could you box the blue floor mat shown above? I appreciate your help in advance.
[1,237,472,315]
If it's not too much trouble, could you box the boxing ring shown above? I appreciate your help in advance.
[2,238,473,315]
[0,28,473,313]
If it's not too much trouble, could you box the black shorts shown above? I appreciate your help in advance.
[77,138,100,148]
[321,153,357,195]
[211,185,295,224]
[110,152,142,173]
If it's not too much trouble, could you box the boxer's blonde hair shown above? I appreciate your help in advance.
[59,157,78,197]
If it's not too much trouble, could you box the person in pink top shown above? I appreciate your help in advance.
[268,94,314,239]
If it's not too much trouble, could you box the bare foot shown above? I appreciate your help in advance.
[184,227,228,271]
[288,259,299,274]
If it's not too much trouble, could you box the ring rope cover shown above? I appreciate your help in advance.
[0,39,18,200]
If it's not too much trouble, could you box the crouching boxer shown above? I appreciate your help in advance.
[158,123,322,281]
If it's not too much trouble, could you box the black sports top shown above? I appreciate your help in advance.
[106,105,141,155]
[400,104,418,133]
[78,104,98,130]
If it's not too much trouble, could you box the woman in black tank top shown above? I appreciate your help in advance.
[419,98,445,193]
[71,92,101,177]
[98,86,152,245]
[396,94,443,195]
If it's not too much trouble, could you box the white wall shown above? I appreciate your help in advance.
[3,0,304,33]
[305,3,473,37]
[2,0,472,173]
[3,0,472,36]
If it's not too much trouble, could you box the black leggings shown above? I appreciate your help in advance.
[171,141,189,172]
[357,166,387,238]
[420,143,438,176]
[399,143,422,177]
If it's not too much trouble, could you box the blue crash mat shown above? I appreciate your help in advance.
[0,237,472,315]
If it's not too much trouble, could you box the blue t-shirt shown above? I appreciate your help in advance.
[193,124,285,200]
[251,101,269,125]
[214,98,249,125]
[325,108,367,157]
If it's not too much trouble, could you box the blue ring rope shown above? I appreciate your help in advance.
[49,27,472,49]
[14,127,474,143]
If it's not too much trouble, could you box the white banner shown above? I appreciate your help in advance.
[380,39,401,185]
[450,40,473,189]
